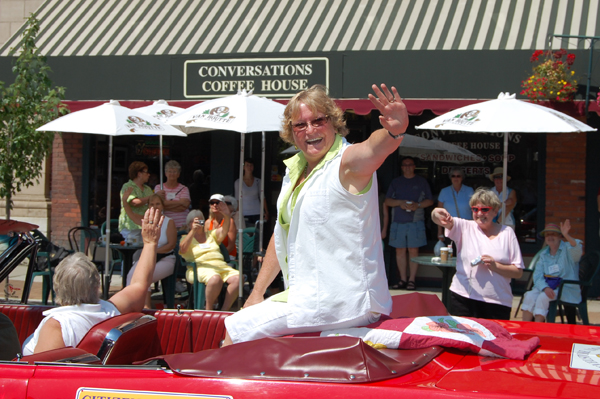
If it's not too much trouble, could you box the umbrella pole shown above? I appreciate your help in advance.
[104,136,113,300]
[238,135,245,308]
[501,133,508,226]
[159,135,163,189]
[259,131,265,253]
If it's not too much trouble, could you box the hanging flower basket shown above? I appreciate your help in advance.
[520,49,577,103]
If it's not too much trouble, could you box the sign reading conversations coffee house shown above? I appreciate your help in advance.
[184,58,329,98]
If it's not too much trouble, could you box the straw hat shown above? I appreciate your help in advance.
[540,223,562,237]
[488,167,511,182]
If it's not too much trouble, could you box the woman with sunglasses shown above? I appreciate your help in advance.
[205,193,237,258]
[437,167,474,244]
[431,187,524,320]
[223,83,409,346]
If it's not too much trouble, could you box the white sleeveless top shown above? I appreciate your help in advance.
[22,300,119,355]
[274,138,392,328]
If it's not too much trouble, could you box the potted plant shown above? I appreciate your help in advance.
[521,49,577,103]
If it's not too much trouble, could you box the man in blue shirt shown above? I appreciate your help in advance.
[384,157,433,290]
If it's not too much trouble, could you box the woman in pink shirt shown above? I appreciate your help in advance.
[431,187,524,320]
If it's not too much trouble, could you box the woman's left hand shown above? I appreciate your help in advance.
[368,84,409,135]
[141,207,164,245]
[217,201,231,217]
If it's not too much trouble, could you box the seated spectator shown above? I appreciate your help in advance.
[154,160,191,231]
[124,188,177,309]
[118,161,154,242]
[522,220,582,323]
[205,194,238,258]
[180,209,239,311]
[22,207,163,355]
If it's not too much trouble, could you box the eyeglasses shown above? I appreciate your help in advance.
[493,175,502,180]
[225,201,232,206]
[291,116,329,132]
[209,200,221,206]
[140,170,149,174]
[471,206,492,213]
[451,175,462,178]
[401,163,415,167]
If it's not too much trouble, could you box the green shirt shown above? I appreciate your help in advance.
[118,180,153,232]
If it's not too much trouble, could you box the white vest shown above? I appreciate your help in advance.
[274,140,392,328]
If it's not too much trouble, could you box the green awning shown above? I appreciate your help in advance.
[2,0,599,57]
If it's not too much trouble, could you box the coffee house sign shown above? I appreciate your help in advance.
[184,58,329,98]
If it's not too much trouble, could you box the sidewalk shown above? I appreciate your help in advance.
[3,263,599,325]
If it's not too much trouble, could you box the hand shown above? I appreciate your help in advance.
[217,201,231,217]
[122,187,134,204]
[381,229,387,240]
[543,287,556,300]
[141,207,164,245]
[480,255,497,271]
[368,84,409,135]
[191,218,203,231]
[560,219,571,237]
[155,190,166,199]
[406,202,419,212]
[433,208,453,227]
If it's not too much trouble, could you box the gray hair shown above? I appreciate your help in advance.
[223,195,238,210]
[186,209,205,226]
[469,187,501,211]
[165,160,181,173]
[449,167,465,179]
[53,252,100,306]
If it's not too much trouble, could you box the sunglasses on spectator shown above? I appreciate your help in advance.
[451,174,462,178]
[225,201,232,206]
[471,206,492,213]
[291,116,329,132]
[209,200,221,205]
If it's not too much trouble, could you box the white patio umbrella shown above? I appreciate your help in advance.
[134,100,184,188]
[168,90,285,303]
[416,92,597,224]
[36,100,187,298]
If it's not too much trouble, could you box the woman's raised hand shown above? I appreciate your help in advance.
[560,219,571,237]
[141,207,164,245]
[368,84,409,136]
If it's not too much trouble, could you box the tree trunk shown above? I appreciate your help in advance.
[5,192,10,220]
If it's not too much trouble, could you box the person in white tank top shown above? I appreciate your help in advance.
[223,83,410,346]
[22,204,164,355]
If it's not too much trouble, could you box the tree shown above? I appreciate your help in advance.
[0,14,68,219]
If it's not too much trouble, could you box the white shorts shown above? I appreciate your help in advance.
[224,297,380,344]
[521,287,556,317]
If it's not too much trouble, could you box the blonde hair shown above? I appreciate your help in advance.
[469,187,502,211]
[53,253,100,306]
[280,85,348,144]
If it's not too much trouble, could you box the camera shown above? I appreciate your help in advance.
[196,219,205,226]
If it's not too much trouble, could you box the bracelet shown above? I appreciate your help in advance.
[388,131,406,140]
[438,235,445,238]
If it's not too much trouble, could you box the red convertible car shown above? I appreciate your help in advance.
[1,220,599,399]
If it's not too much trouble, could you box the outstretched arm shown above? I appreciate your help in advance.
[110,207,163,314]
[340,84,409,194]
